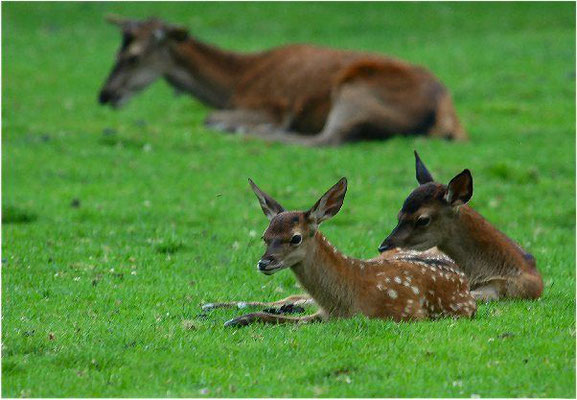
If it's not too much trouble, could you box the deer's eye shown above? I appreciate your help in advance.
[416,216,431,227]
[290,234,302,245]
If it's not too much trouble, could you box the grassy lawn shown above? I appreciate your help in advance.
[2,2,575,397]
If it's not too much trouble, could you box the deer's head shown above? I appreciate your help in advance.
[249,178,347,275]
[379,151,473,252]
[98,15,188,108]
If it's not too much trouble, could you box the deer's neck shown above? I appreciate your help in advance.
[164,37,255,109]
[438,206,535,284]
[290,231,360,317]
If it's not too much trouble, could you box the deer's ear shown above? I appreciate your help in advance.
[307,178,347,226]
[414,151,434,185]
[166,25,189,41]
[445,169,473,206]
[105,14,130,28]
[249,179,285,220]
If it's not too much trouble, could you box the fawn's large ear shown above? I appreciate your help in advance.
[249,179,285,220]
[105,14,130,28]
[445,169,473,206]
[415,151,434,185]
[307,178,347,226]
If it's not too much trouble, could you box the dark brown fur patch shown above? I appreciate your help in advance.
[401,182,446,214]
[264,212,303,239]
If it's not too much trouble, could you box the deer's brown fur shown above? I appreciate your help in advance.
[379,152,543,301]
[213,178,475,327]
[99,17,467,146]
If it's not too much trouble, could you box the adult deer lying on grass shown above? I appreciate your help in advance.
[209,178,476,327]
[98,16,468,146]
[378,151,544,301]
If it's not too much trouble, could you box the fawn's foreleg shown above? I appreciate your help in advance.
[224,310,326,327]
[201,294,314,311]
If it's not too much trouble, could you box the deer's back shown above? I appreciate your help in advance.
[231,44,444,133]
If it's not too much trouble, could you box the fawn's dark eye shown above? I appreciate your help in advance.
[290,234,302,245]
[415,216,431,227]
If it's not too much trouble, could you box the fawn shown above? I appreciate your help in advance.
[99,16,467,146]
[209,178,476,327]
[379,151,543,301]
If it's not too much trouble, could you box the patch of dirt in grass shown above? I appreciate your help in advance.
[2,205,37,224]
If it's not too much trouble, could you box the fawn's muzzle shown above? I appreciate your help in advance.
[99,90,112,105]
[257,259,272,271]
[378,241,393,253]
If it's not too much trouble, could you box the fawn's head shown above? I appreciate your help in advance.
[379,151,473,252]
[99,15,188,108]
[249,178,347,275]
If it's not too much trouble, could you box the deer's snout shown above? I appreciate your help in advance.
[257,258,272,271]
[98,89,113,105]
[378,241,393,253]
[379,224,404,253]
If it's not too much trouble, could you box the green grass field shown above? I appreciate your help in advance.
[3,2,575,397]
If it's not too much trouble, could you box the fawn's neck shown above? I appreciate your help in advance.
[438,206,536,283]
[290,231,361,317]
[164,37,256,108]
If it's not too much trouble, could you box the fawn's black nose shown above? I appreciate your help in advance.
[378,242,392,253]
[257,259,271,271]
[98,90,112,104]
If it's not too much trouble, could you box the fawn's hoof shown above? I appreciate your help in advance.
[224,315,253,328]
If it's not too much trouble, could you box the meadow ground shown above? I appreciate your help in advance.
[2,2,575,397]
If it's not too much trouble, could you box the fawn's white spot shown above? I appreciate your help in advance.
[394,277,402,284]
[403,281,410,287]
[411,286,420,295]
[387,289,398,299]
[385,277,391,283]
